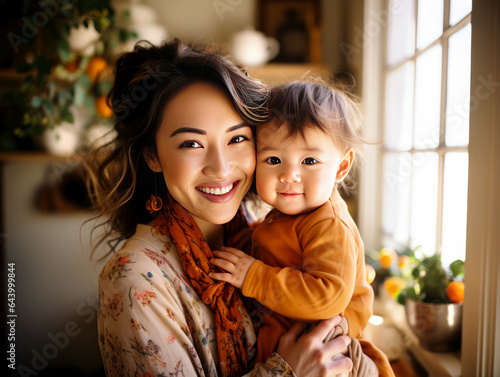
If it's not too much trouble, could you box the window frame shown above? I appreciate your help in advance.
[382,0,470,256]
[359,0,500,375]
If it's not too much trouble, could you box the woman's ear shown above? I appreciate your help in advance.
[336,149,354,182]
[143,149,162,173]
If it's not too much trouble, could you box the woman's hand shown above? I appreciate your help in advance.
[277,316,353,377]
[209,246,256,289]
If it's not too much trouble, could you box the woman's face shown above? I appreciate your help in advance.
[145,82,256,225]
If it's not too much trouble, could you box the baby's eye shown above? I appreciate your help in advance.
[302,158,318,165]
[266,157,281,165]
[230,135,249,144]
[178,140,202,148]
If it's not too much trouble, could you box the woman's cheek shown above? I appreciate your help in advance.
[237,145,256,175]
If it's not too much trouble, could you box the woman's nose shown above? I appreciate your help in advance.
[279,165,301,183]
[203,147,232,178]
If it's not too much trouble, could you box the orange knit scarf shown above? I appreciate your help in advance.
[157,194,251,377]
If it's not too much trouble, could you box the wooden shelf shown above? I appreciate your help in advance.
[370,296,462,377]
[246,63,331,86]
[0,151,82,162]
[0,68,25,82]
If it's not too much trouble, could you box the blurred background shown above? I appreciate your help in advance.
[1,1,496,376]
[0,1,365,375]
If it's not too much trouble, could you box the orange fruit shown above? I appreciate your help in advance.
[96,95,113,118]
[379,247,397,269]
[65,59,80,73]
[85,56,107,82]
[446,281,464,303]
[365,264,376,285]
[384,276,406,298]
[398,255,411,269]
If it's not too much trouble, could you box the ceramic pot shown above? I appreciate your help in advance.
[404,299,462,352]
[68,21,100,55]
[40,122,82,156]
[37,107,87,156]
[230,27,279,66]
[113,0,167,50]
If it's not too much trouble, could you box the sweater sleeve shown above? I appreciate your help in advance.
[98,250,215,377]
[242,218,357,321]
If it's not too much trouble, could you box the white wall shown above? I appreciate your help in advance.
[3,161,104,375]
[142,0,257,46]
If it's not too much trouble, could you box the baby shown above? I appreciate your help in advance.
[211,80,393,377]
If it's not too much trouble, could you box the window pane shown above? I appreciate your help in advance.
[441,153,468,267]
[385,62,414,150]
[383,153,411,245]
[445,24,471,146]
[417,0,444,50]
[450,0,472,26]
[414,44,442,149]
[387,0,416,66]
[410,152,438,254]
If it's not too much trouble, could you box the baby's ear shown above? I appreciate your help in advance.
[143,149,162,173]
[336,149,354,182]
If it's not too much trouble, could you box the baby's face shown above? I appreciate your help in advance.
[256,122,345,215]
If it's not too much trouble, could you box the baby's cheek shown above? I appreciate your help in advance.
[255,167,275,204]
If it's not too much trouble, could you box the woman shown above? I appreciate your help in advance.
[88,39,353,377]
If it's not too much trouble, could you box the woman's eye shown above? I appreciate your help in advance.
[230,135,249,144]
[178,140,202,148]
[302,158,318,165]
[266,157,281,165]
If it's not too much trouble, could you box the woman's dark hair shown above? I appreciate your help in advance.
[85,39,269,258]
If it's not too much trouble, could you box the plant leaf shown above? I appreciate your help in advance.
[60,109,74,124]
[21,75,34,92]
[450,259,465,277]
[17,61,33,73]
[74,84,85,107]
[31,96,43,108]
[56,37,71,62]
[57,90,72,107]
[43,99,55,117]
[34,55,52,77]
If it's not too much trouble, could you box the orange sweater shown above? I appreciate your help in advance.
[242,190,374,363]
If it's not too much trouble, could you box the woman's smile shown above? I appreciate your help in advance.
[196,180,239,202]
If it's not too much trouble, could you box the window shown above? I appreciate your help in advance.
[361,0,499,374]
[381,0,472,267]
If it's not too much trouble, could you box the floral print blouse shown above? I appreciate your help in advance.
[98,224,296,377]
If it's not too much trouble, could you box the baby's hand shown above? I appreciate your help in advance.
[209,247,256,289]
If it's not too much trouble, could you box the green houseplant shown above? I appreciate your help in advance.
[367,246,465,352]
[1,0,136,153]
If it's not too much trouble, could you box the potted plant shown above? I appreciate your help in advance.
[1,0,136,155]
[367,246,465,352]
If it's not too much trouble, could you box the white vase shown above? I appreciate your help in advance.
[39,107,87,156]
[68,21,100,55]
[230,27,280,66]
[112,0,168,51]
[40,122,82,156]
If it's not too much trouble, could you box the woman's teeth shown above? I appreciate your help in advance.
[197,183,233,195]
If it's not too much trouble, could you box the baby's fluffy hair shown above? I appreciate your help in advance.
[264,77,365,154]
[262,77,366,192]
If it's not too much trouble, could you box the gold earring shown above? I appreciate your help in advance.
[146,194,163,215]
[146,174,163,215]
